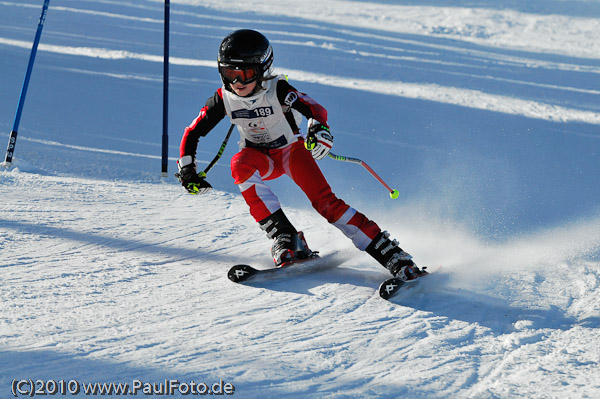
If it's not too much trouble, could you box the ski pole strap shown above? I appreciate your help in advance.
[327,152,399,199]
[201,124,235,177]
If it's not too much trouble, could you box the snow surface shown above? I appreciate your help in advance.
[1,0,599,397]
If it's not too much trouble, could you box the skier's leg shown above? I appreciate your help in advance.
[284,140,380,250]
[231,148,310,265]
[284,140,422,277]
[231,147,283,222]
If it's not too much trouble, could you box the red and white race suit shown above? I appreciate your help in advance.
[180,75,381,250]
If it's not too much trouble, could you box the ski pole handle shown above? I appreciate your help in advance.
[328,152,399,199]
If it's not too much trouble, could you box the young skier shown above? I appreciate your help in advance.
[177,29,423,280]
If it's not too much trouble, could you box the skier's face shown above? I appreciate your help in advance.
[230,80,257,97]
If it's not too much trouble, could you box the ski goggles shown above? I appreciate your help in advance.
[219,64,260,85]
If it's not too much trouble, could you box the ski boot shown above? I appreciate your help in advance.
[270,230,315,266]
[366,230,425,280]
[259,209,316,266]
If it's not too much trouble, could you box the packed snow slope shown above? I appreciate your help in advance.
[1,1,599,398]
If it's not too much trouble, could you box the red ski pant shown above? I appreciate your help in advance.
[230,140,380,250]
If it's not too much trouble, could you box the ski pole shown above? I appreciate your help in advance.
[327,152,400,199]
[198,123,234,178]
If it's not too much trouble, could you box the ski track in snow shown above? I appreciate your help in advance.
[1,0,600,398]
[1,171,599,398]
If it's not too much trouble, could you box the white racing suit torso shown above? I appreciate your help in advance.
[221,75,303,150]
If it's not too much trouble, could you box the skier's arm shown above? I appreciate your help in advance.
[179,88,226,158]
[276,80,333,160]
[177,89,226,194]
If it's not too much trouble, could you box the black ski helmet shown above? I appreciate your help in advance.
[217,29,273,86]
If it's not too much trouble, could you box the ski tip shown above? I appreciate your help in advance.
[378,267,433,300]
[378,277,405,300]
[228,264,258,283]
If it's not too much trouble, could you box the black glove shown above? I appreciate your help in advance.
[176,156,212,194]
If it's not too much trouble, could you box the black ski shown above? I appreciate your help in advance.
[229,252,436,301]
[378,268,430,300]
[228,252,347,283]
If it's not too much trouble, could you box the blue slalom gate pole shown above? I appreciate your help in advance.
[161,0,170,176]
[2,0,51,168]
